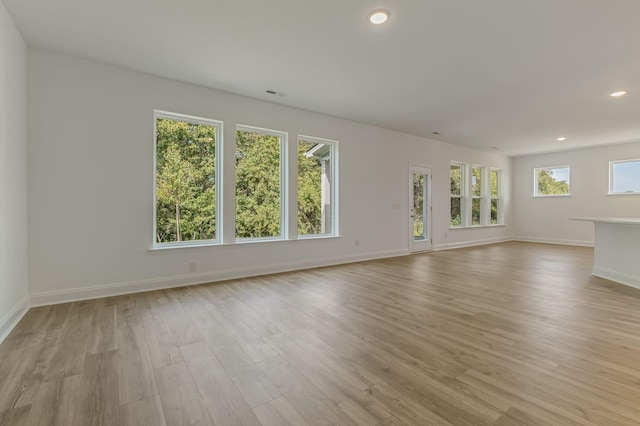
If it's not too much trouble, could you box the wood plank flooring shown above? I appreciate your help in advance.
[2,241,640,425]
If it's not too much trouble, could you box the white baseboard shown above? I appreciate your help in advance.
[433,237,512,251]
[0,294,30,344]
[513,236,594,247]
[30,248,409,307]
[593,266,640,290]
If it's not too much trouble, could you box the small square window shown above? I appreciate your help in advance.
[534,166,570,196]
[610,159,640,195]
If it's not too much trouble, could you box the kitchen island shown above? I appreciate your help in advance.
[570,217,640,289]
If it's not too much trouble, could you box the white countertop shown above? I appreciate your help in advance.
[570,217,640,225]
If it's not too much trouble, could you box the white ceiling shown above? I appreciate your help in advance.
[4,0,640,156]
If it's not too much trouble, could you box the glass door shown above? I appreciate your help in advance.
[409,166,432,252]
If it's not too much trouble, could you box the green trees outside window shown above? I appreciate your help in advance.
[490,169,500,224]
[451,162,502,227]
[298,141,328,236]
[235,128,283,239]
[413,173,425,237]
[535,167,570,196]
[471,166,483,225]
[155,116,218,244]
[450,163,462,227]
[155,112,337,246]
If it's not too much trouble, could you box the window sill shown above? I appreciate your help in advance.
[532,194,571,198]
[149,234,341,253]
[450,224,505,230]
[607,192,640,196]
[297,234,342,241]
[151,241,221,251]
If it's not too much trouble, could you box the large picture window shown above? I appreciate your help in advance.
[153,111,339,248]
[298,136,338,236]
[609,159,640,195]
[235,126,286,240]
[534,166,570,196]
[154,111,221,246]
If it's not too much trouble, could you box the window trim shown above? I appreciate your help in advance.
[533,165,571,197]
[451,162,504,228]
[235,124,288,242]
[151,111,342,250]
[297,135,339,238]
[609,158,640,195]
[153,110,223,249]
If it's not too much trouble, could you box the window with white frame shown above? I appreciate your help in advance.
[490,169,502,224]
[154,111,221,247]
[450,162,464,227]
[298,136,338,236]
[471,165,484,225]
[235,125,286,240]
[534,166,570,196]
[451,162,503,228]
[609,159,640,195]
[153,111,340,248]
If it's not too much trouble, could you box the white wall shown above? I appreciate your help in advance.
[0,1,29,341]
[513,141,640,245]
[28,49,511,305]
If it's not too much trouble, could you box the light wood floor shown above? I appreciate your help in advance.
[2,242,640,425]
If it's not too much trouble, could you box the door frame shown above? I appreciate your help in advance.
[409,165,433,253]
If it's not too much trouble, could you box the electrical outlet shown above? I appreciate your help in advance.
[355,239,360,247]
[189,262,197,272]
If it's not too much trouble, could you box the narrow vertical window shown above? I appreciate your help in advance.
[154,111,220,246]
[450,162,464,227]
[413,173,426,239]
[491,169,502,224]
[298,136,338,237]
[471,165,484,225]
[235,126,286,239]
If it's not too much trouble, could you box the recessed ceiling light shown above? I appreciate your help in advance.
[610,90,627,97]
[491,146,500,150]
[557,137,567,141]
[368,9,390,24]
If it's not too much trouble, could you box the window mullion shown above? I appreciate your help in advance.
[223,123,236,244]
